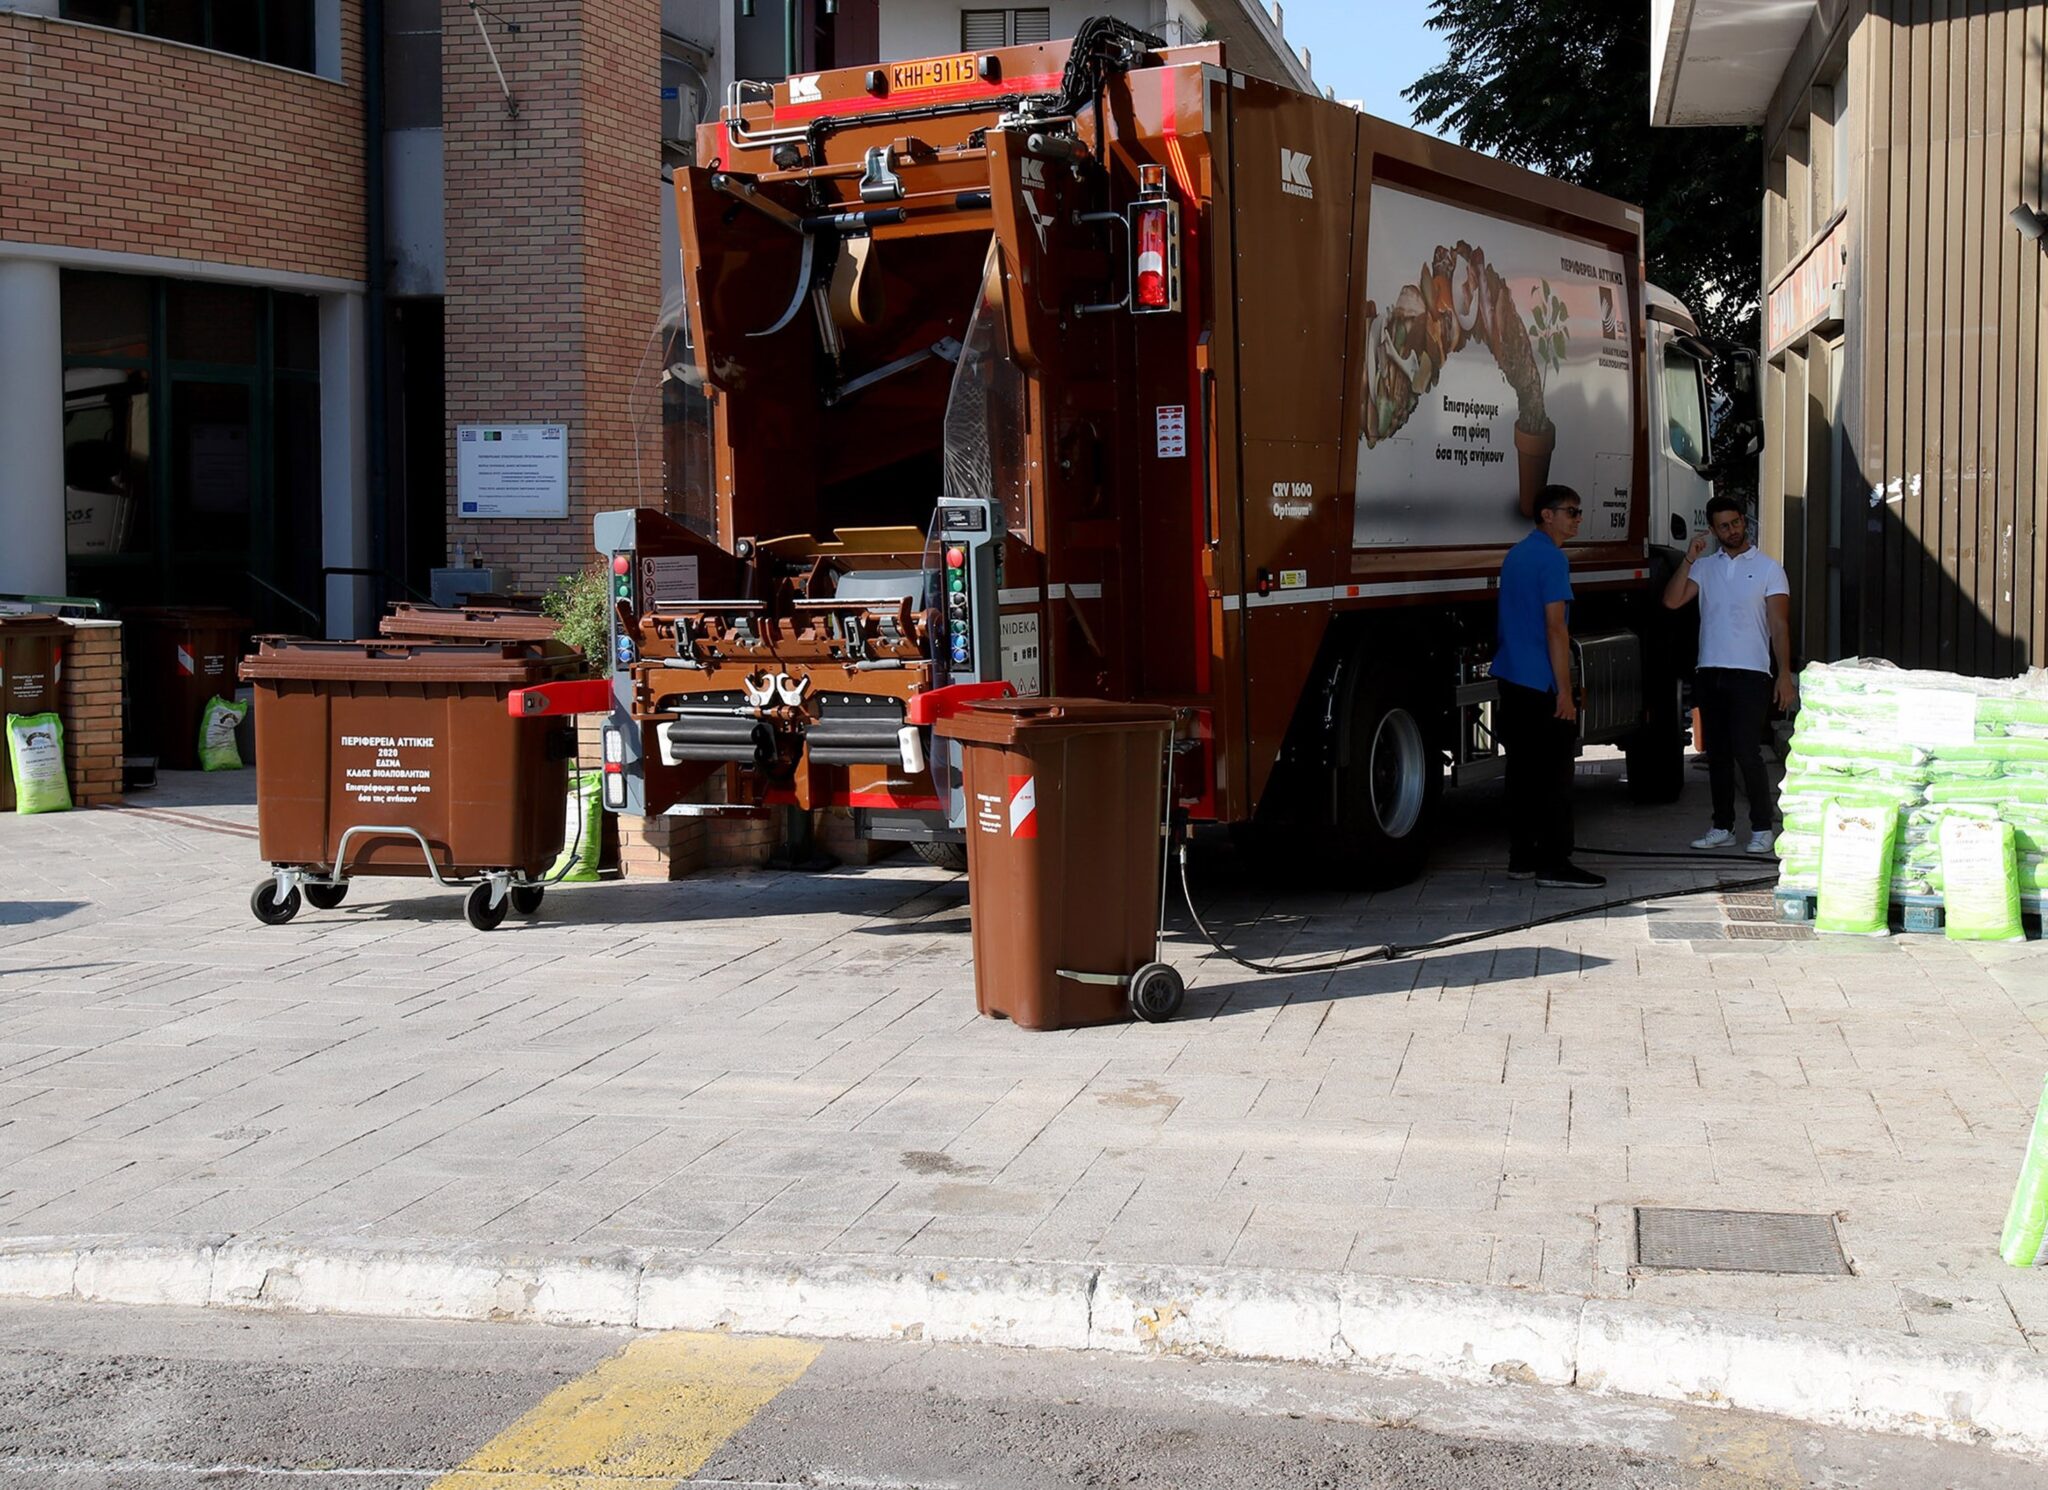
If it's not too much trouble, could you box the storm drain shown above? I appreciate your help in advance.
[1634,1207,1851,1275]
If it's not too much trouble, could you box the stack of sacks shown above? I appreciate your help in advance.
[1779,661,2048,899]
[1774,662,1930,893]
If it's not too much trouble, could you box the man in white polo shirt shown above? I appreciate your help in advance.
[1662,495,1797,854]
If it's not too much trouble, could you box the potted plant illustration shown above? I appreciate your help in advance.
[1513,279,1568,517]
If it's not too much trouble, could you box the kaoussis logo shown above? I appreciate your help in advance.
[1280,149,1314,200]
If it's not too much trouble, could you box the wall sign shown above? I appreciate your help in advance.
[1767,215,1848,354]
[456,424,569,519]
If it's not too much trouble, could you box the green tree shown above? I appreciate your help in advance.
[1405,0,1760,347]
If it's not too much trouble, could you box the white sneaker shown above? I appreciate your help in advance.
[1746,829,1775,856]
[1690,828,1737,850]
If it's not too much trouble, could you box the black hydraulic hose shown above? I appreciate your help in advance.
[1170,842,1776,977]
[1577,844,1780,862]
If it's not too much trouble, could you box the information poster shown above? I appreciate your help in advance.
[457,425,569,519]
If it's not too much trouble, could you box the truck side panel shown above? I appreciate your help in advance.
[1225,80,1363,812]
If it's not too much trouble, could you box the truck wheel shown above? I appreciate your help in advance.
[1329,675,1442,888]
[914,841,968,872]
[1624,684,1686,804]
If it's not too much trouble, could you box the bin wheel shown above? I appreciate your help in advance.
[510,885,545,915]
[1129,962,1185,1024]
[250,881,301,926]
[464,883,509,931]
[304,883,348,911]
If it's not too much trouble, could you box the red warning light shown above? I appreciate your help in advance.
[946,547,966,569]
[1136,204,1168,309]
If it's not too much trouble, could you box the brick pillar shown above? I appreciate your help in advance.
[58,619,123,807]
[619,814,707,880]
[442,0,661,593]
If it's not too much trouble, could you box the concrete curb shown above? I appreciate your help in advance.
[4,1234,2043,1459]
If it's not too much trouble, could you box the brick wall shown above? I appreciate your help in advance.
[59,619,123,807]
[0,14,365,282]
[443,0,662,593]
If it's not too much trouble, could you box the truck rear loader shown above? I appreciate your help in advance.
[581,19,1747,886]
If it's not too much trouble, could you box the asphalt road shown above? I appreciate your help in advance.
[0,1300,2032,1489]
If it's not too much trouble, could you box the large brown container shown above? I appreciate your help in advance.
[123,606,251,770]
[378,602,559,643]
[240,637,580,879]
[0,615,69,813]
[936,698,1179,1030]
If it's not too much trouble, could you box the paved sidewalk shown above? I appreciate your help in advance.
[2,766,2045,1397]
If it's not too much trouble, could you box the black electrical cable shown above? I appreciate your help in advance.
[1171,842,1777,977]
[1577,844,1780,863]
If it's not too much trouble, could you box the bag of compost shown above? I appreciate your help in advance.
[197,695,249,771]
[5,710,71,815]
[2002,1074,2048,1267]
[548,769,603,883]
[1939,815,2025,941]
[1815,800,1897,935]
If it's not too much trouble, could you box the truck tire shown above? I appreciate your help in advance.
[1623,681,1686,804]
[1327,672,1442,888]
[914,840,968,872]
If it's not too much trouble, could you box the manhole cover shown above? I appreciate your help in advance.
[1727,921,1813,941]
[1647,920,1726,940]
[1725,904,1779,922]
[1635,1207,1849,1275]
[1719,892,1777,909]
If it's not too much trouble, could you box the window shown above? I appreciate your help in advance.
[1662,344,1709,469]
[58,271,322,628]
[59,0,317,74]
[962,8,1052,49]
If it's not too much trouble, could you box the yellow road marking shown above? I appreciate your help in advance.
[430,1330,821,1489]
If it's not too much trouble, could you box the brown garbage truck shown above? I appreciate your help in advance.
[577,18,1753,885]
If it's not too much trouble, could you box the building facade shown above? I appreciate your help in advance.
[4,0,1315,622]
[1653,0,2047,677]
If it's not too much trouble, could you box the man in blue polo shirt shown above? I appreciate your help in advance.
[1494,485,1605,889]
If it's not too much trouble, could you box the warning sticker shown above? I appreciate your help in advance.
[1007,774,1038,839]
[1000,613,1042,697]
[340,733,437,808]
[1155,405,1188,459]
[643,553,701,608]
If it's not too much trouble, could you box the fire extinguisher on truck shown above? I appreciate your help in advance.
[515,18,1761,888]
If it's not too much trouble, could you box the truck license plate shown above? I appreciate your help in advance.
[890,54,979,94]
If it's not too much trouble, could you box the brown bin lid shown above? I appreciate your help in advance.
[0,614,70,636]
[379,602,559,642]
[935,696,1179,746]
[239,636,582,685]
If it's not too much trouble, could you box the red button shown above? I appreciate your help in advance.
[612,553,632,575]
[946,547,966,568]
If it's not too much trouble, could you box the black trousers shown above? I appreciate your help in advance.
[1696,666,1774,832]
[1498,679,1577,871]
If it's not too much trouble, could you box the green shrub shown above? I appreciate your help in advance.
[543,567,612,677]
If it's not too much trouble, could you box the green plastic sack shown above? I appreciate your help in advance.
[197,696,249,772]
[548,769,603,883]
[1815,800,1898,936]
[1940,816,2025,941]
[5,711,71,815]
[1930,780,2048,805]
[2002,1074,2048,1267]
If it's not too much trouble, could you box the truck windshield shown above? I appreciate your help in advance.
[1662,345,1709,468]
[942,243,1031,539]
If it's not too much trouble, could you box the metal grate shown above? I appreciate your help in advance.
[1726,921,1813,941]
[1636,1207,1850,1275]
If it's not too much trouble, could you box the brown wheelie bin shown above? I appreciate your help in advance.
[935,698,1182,1030]
[239,636,582,930]
[122,606,251,770]
[378,602,559,643]
[0,614,69,812]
